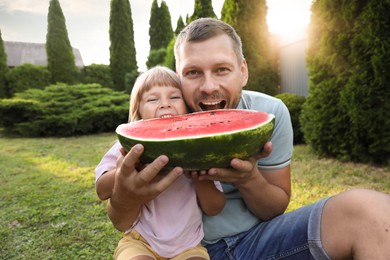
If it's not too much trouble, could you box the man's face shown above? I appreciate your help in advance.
[176,34,248,112]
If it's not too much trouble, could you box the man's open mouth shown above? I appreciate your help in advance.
[199,100,226,111]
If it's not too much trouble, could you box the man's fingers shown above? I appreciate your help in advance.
[253,141,273,160]
[231,157,255,172]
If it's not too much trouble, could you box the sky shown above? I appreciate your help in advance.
[0,0,313,71]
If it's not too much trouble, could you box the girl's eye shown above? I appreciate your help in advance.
[171,95,182,100]
[146,98,157,102]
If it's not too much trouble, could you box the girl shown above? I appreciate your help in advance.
[95,66,225,260]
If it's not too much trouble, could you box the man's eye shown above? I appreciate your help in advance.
[186,70,199,76]
[216,67,229,73]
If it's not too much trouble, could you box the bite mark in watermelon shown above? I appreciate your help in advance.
[116,109,275,170]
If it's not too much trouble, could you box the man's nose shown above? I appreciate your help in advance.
[200,74,219,94]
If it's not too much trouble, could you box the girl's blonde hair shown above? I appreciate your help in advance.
[129,66,182,122]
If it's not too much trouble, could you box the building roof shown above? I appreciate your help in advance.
[4,41,84,68]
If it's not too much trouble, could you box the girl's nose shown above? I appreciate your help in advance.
[159,98,171,108]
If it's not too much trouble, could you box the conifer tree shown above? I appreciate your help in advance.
[221,0,238,25]
[46,0,78,84]
[221,0,277,95]
[109,0,138,91]
[301,0,390,165]
[175,16,186,35]
[149,0,173,50]
[149,0,160,50]
[148,0,173,67]
[0,29,8,98]
[188,0,217,23]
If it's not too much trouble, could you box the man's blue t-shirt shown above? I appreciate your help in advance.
[202,90,293,244]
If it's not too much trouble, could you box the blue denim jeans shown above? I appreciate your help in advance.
[205,198,331,260]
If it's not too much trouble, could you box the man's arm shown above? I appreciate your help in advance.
[235,163,290,220]
[199,142,291,220]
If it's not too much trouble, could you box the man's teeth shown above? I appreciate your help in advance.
[202,101,221,105]
[200,100,226,111]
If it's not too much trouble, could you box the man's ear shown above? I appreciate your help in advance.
[241,59,249,87]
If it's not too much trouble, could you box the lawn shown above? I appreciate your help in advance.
[1,133,389,259]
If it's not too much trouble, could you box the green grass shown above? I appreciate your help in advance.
[1,134,389,259]
[0,134,121,259]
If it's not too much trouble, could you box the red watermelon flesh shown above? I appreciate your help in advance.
[116,109,275,170]
[118,109,272,140]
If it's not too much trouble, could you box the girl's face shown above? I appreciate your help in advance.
[138,85,188,120]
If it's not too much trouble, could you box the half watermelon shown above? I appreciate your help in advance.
[116,109,275,170]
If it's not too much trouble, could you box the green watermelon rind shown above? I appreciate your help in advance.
[116,115,275,170]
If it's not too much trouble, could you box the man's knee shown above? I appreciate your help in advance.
[321,189,390,259]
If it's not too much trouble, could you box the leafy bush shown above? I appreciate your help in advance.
[80,64,114,89]
[124,69,139,94]
[146,48,167,69]
[303,0,390,165]
[0,83,129,137]
[163,37,176,71]
[6,64,50,97]
[275,93,306,144]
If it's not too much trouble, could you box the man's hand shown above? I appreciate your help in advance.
[194,141,290,220]
[197,141,273,184]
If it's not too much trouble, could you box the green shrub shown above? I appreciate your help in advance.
[0,98,42,127]
[80,64,114,89]
[124,69,139,94]
[0,83,129,137]
[6,64,50,97]
[303,0,390,165]
[275,93,306,144]
[146,48,167,69]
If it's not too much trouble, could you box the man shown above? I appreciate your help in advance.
[103,18,390,259]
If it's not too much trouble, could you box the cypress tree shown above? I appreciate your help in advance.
[221,0,238,26]
[109,0,138,91]
[148,0,174,67]
[188,0,217,23]
[159,1,174,49]
[221,0,277,95]
[46,0,77,84]
[175,16,186,35]
[0,29,8,98]
[149,0,160,50]
[163,36,176,70]
[301,0,390,165]
[149,0,173,50]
